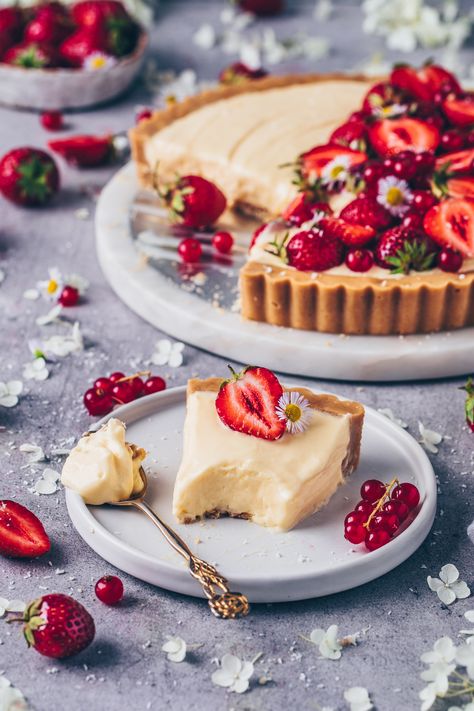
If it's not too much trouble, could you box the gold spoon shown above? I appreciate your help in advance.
[105,466,250,620]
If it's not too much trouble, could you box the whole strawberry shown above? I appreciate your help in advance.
[0,7,23,40]
[375,226,436,273]
[159,175,227,229]
[72,0,128,27]
[461,378,474,432]
[0,148,59,207]
[21,594,95,659]
[24,6,71,45]
[4,41,58,68]
[340,196,392,231]
[286,228,344,272]
[59,26,107,66]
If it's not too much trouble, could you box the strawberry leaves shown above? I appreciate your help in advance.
[386,239,436,275]
[461,377,474,431]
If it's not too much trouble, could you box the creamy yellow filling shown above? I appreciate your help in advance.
[61,419,146,505]
[173,391,351,531]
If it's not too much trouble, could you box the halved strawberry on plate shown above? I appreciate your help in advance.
[442,95,474,128]
[216,366,285,441]
[424,198,474,257]
[298,144,367,183]
[0,500,51,558]
[368,118,440,157]
[435,148,474,175]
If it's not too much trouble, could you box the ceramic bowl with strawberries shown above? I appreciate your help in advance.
[0,1,148,110]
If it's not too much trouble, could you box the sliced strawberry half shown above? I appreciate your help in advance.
[329,120,367,149]
[442,96,474,128]
[424,198,474,257]
[48,135,113,167]
[368,118,440,157]
[435,148,474,175]
[281,193,331,226]
[215,366,285,441]
[319,216,375,247]
[0,500,51,558]
[444,177,474,200]
[390,64,462,102]
[340,196,392,231]
[299,144,367,181]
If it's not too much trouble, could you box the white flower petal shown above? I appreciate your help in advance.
[211,669,233,688]
[0,394,19,408]
[451,580,471,599]
[42,468,60,483]
[437,586,457,606]
[7,599,26,613]
[7,381,23,396]
[34,479,58,495]
[239,661,254,681]
[310,628,325,644]
[439,564,460,585]
[168,351,183,368]
[221,653,242,676]
[230,678,249,694]
[427,576,443,592]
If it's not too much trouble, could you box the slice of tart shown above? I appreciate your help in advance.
[173,369,364,531]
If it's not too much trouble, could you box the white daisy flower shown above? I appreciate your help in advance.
[321,155,352,188]
[0,380,23,408]
[377,176,412,216]
[23,357,49,381]
[373,102,408,118]
[38,267,64,300]
[211,653,254,694]
[276,391,312,434]
[161,635,187,663]
[427,564,471,605]
[83,52,117,71]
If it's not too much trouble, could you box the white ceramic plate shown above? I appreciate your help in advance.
[95,163,474,382]
[66,386,437,603]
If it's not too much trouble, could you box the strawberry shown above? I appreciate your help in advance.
[249,222,268,250]
[424,198,474,257]
[368,118,440,157]
[4,41,59,68]
[286,227,344,271]
[375,226,437,273]
[461,378,474,432]
[435,148,474,175]
[390,64,462,102]
[0,148,59,207]
[442,96,474,128]
[443,177,474,201]
[59,26,107,66]
[319,215,375,248]
[48,135,113,167]
[70,0,138,57]
[72,0,128,26]
[362,81,400,113]
[298,144,367,186]
[340,196,392,231]
[236,0,283,15]
[0,501,50,558]
[21,594,95,658]
[0,32,14,59]
[281,193,331,226]
[24,5,71,45]
[158,174,227,229]
[219,61,267,86]
[0,7,23,40]
[215,365,285,441]
[329,120,367,150]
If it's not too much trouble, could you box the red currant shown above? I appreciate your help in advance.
[465,129,474,147]
[111,381,136,404]
[178,237,202,263]
[212,231,234,254]
[93,377,112,395]
[144,376,166,395]
[414,151,435,175]
[360,479,386,503]
[402,211,424,230]
[95,575,124,605]
[136,108,153,124]
[437,248,463,273]
[109,372,125,383]
[355,500,375,520]
[345,248,374,273]
[392,154,417,181]
[410,190,437,214]
[391,482,420,510]
[371,511,400,535]
[84,388,114,416]
[363,162,385,187]
[344,510,365,527]
[129,376,145,398]
[383,499,409,521]
[58,285,79,307]
[365,529,391,551]
[344,523,366,544]
[439,129,464,153]
[40,110,64,131]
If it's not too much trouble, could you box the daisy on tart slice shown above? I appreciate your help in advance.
[173,367,364,531]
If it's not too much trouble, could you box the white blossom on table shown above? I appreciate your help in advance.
[32,468,61,496]
[161,636,187,663]
[344,686,373,711]
[22,357,49,382]
[35,322,83,358]
[211,653,254,694]
[377,408,408,428]
[0,597,26,618]
[0,674,28,710]
[308,625,343,660]
[0,381,23,408]
[151,339,184,368]
[427,564,471,605]
[418,421,443,454]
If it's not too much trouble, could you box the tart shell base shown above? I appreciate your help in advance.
[240,262,474,335]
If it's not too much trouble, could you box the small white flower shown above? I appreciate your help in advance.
[161,636,186,663]
[0,673,28,711]
[344,686,373,711]
[309,625,343,660]
[420,636,457,694]
[83,51,117,71]
[276,391,312,435]
[211,653,254,694]
[377,407,408,428]
[419,681,443,711]
[460,610,474,636]
[193,23,217,50]
[19,443,46,464]
[418,421,443,454]
[38,267,64,300]
[377,176,412,217]
[373,102,408,118]
[41,322,83,358]
[23,357,49,381]
[33,468,60,496]
[427,564,471,605]
[321,155,352,188]
[0,597,26,618]
[0,380,23,408]
[36,304,63,327]
[456,639,474,679]
[151,339,184,368]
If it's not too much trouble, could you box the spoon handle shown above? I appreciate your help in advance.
[132,501,249,619]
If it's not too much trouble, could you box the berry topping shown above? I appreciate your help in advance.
[95,575,124,605]
[212,231,234,254]
[40,110,64,132]
[282,193,332,226]
[215,365,285,441]
[344,523,366,544]
[0,500,51,558]
[365,529,391,551]
[329,119,367,149]
[390,63,461,102]
[48,134,113,167]
[135,108,153,124]
[0,147,59,207]
[158,174,227,229]
[178,237,202,263]
[369,118,440,157]
[83,387,114,416]
[375,226,436,273]
[319,215,375,248]
[236,0,283,15]
[22,593,95,658]
[345,248,374,272]
[340,196,392,231]
[286,228,344,271]
[297,144,367,188]
[442,96,474,128]
[435,148,474,175]
[423,198,474,257]
[4,41,59,69]
[437,247,463,273]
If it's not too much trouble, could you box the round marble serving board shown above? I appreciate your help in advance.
[95,162,473,382]
[66,385,437,603]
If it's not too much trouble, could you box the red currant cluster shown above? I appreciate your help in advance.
[178,231,234,264]
[84,371,166,416]
[344,478,420,551]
